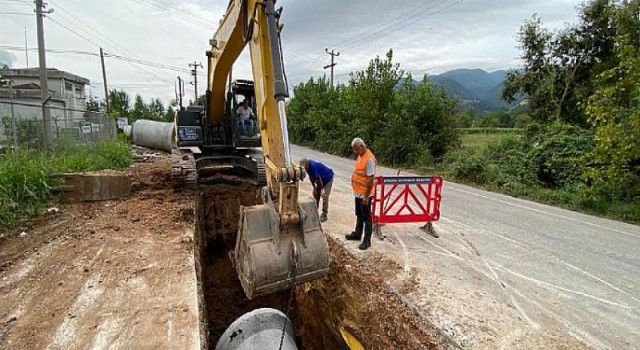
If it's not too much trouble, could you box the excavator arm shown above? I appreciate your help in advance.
[205,0,329,299]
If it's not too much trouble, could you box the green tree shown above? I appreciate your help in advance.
[476,110,515,128]
[346,49,404,145]
[164,105,176,122]
[514,113,533,128]
[130,94,149,122]
[391,74,459,161]
[148,98,165,120]
[585,0,640,199]
[479,112,500,127]
[287,51,460,166]
[458,108,475,128]
[86,95,103,112]
[502,0,618,125]
[107,89,130,119]
[502,15,555,122]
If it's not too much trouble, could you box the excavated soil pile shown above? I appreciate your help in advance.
[294,239,457,350]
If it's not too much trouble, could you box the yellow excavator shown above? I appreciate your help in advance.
[172,0,329,299]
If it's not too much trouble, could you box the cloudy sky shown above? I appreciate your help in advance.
[1,0,581,105]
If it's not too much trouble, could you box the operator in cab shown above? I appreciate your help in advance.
[236,99,256,136]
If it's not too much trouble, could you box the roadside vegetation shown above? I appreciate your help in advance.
[0,138,132,230]
[288,0,640,224]
[288,50,461,168]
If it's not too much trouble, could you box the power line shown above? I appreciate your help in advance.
[293,1,464,85]
[0,45,203,76]
[93,82,172,86]
[331,0,441,50]
[47,1,179,81]
[0,12,33,15]
[132,0,213,30]
[46,17,104,48]
[342,0,464,53]
[323,48,339,87]
[105,54,192,73]
[0,0,31,5]
[136,0,213,28]
[45,16,174,84]
[0,45,98,56]
[291,2,460,85]
[337,0,459,52]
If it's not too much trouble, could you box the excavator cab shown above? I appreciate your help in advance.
[227,80,261,146]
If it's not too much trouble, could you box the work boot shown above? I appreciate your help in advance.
[345,231,361,241]
[320,213,327,222]
[359,228,372,250]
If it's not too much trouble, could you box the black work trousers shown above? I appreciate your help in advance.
[354,197,373,242]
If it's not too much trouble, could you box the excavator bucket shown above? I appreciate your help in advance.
[234,198,329,299]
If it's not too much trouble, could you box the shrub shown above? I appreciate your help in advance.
[0,139,132,230]
[525,121,594,188]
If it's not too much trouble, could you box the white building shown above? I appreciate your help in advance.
[0,67,89,123]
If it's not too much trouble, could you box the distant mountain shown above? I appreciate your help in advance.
[426,69,520,114]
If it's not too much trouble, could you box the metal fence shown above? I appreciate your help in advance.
[0,104,115,150]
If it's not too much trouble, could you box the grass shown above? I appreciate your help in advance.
[0,139,133,230]
[461,133,509,149]
[459,128,522,149]
[426,162,639,224]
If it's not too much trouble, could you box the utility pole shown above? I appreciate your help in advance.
[189,61,203,105]
[24,27,29,67]
[9,81,18,149]
[35,0,53,149]
[324,48,340,87]
[176,76,184,110]
[100,48,109,114]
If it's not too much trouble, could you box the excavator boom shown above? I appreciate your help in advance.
[198,0,329,299]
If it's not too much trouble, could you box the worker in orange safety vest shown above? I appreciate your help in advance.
[345,137,377,250]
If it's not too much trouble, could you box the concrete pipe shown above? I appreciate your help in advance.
[130,119,174,153]
[215,308,298,350]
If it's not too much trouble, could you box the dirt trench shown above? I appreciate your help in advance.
[194,182,452,349]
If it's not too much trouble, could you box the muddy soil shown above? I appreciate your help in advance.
[196,182,291,345]
[294,239,460,350]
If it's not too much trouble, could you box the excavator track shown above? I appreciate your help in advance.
[248,150,267,187]
[172,147,266,188]
[171,148,198,189]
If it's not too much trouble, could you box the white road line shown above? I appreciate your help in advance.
[560,260,640,305]
[406,231,464,261]
[508,284,609,350]
[447,186,640,239]
[500,267,632,309]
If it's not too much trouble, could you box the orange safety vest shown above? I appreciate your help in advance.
[351,149,376,197]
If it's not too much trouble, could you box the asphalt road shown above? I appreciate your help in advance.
[291,144,640,349]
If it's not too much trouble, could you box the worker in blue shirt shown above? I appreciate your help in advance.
[299,158,334,222]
